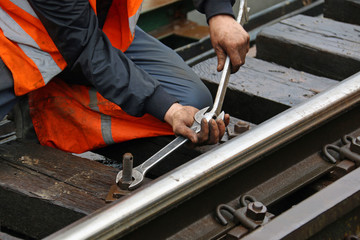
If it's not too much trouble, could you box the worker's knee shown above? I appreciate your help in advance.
[178,82,213,110]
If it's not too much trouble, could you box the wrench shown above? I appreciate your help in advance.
[116,0,249,190]
[208,0,249,118]
[116,107,218,190]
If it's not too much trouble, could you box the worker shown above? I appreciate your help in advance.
[0,0,249,153]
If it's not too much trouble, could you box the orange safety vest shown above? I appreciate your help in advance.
[1,0,174,153]
[0,0,142,95]
[28,79,173,153]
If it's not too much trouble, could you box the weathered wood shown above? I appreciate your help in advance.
[324,0,360,25]
[192,56,337,124]
[256,14,360,80]
[0,141,118,239]
[149,19,209,40]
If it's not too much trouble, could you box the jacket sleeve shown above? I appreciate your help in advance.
[193,0,235,22]
[27,0,178,120]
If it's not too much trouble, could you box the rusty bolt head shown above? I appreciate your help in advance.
[117,179,131,190]
[246,201,267,222]
[234,121,250,134]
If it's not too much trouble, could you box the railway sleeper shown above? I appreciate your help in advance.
[256,14,360,80]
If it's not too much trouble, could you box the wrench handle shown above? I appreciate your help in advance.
[209,0,249,116]
[211,56,231,116]
[138,135,189,175]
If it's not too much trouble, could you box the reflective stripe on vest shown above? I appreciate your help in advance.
[128,0,143,36]
[0,0,143,95]
[88,88,115,145]
[0,0,67,96]
[28,79,173,153]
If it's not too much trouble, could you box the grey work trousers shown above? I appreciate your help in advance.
[0,58,17,120]
[0,26,212,120]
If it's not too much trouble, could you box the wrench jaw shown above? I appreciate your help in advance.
[115,169,144,190]
[194,107,209,127]
[115,170,124,184]
[217,111,225,121]
[194,107,225,126]
[128,169,144,190]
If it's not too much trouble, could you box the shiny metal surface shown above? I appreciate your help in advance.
[45,74,360,239]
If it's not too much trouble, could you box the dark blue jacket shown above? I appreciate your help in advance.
[28,0,235,120]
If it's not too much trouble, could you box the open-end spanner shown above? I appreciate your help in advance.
[116,0,249,190]
[116,107,218,190]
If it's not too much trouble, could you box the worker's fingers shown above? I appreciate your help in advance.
[209,14,250,74]
[225,29,249,73]
[164,104,231,146]
[223,40,244,73]
[164,103,200,143]
[224,113,230,127]
[227,36,249,73]
[196,113,231,145]
[214,46,227,72]
[196,118,210,144]
[207,119,220,144]
[178,125,198,143]
[216,117,226,141]
[197,117,228,145]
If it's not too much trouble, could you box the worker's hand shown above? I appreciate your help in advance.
[164,103,230,145]
[208,14,250,73]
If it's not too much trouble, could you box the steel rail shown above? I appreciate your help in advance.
[45,72,360,240]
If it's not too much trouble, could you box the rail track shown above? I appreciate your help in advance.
[1,0,360,239]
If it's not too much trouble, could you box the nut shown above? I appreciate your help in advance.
[246,201,267,222]
[227,121,251,139]
[234,121,250,134]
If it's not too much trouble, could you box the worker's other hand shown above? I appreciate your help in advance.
[164,103,230,145]
[209,14,250,73]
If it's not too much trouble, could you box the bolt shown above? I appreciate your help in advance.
[246,201,267,222]
[117,153,133,190]
[234,121,250,134]
[253,201,263,210]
